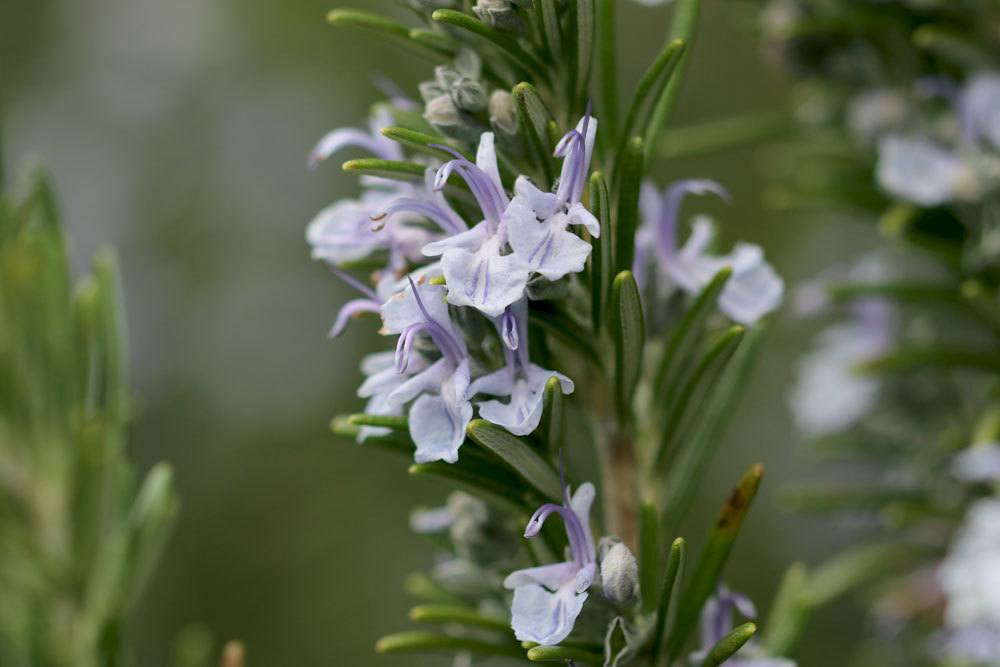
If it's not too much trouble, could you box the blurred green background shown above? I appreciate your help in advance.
[2,0,877,664]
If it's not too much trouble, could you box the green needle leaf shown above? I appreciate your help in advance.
[126,463,179,606]
[650,537,686,664]
[858,347,1000,374]
[432,9,547,78]
[613,136,644,274]
[409,462,529,514]
[610,270,645,422]
[514,82,557,185]
[327,9,447,62]
[529,303,605,371]
[575,0,596,108]
[327,9,410,39]
[404,573,469,607]
[639,502,659,614]
[330,416,413,458]
[342,158,427,181]
[659,111,791,160]
[912,25,996,69]
[539,375,566,456]
[346,413,409,431]
[526,644,604,664]
[644,0,701,163]
[666,465,763,658]
[762,563,811,657]
[537,1,563,62]
[596,0,619,139]
[777,485,926,515]
[658,326,765,533]
[700,622,756,666]
[653,268,732,398]
[409,605,511,633]
[467,419,563,501]
[588,171,612,332]
[407,28,457,58]
[655,325,745,472]
[617,38,685,163]
[376,632,523,659]
[806,541,920,608]
[380,126,472,162]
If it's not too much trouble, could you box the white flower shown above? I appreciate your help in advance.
[962,72,1000,151]
[504,482,597,646]
[789,303,892,437]
[876,135,977,207]
[938,499,1000,663]
[634,179,784,325]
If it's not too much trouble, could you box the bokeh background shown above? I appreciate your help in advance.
[2,1,878,664]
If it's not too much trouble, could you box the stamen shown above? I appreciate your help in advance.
[406,277,466,365]
[430,144,508,226]
[658,180,731,260]
[330,266,378,300]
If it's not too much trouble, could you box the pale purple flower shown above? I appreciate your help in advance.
[938,499,1000,663]
[508,112,601,281]
[876,135,977,207]
[789,300,893,438]
[355,349,424,442]
[634,179,784,325]
[690,586,796,667]
[309,106,401,168]
[469,299,574,436]
[504,479,597,646]
[381,278,473,463]
[960,72,1000,151]
[423,133,531,317]
[953,443,1000,483]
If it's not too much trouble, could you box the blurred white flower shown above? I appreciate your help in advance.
[789,301,893,437]
[876,135,978,207]
[938,499,1000,664]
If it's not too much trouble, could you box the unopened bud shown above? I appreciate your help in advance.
[489,90,518,136]
[425,94,461,128]
[452,78,489,113]
[474,0,526,33]
[599,539,639,606]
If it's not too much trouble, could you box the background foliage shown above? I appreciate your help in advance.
[1,0,879,664]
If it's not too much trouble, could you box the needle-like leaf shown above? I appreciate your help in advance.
[700,622,757,666]
[665,465,763,659]
[610,270,645,422]
[613,137,644,274]
[376,632,523,658]
[467,419,563,501]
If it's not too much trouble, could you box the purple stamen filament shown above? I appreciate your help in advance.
[526,503,592,569]
[430,145,508,226]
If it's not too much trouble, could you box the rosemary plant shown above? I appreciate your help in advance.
[310,1,793,664]
[0,166,178,667]
[759,1,1000,664]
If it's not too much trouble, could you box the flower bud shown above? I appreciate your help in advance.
[489,90,518,136]
[451,78,489,113]
[425,94,461,128]
[474,0,526,33]
[599,539,639,606]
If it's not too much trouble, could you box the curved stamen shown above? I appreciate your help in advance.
[554,103,594,206]
[375,198,465,235]
[431,145,508,226]
[501,306,519,351]
[657,179,731,261]
[407,277,466,364]
[525,502,592,568]
[396,323,423,373]
[330,266,378,300]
